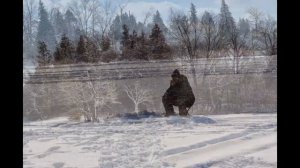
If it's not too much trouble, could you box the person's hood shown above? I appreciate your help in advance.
[171,69,180,78]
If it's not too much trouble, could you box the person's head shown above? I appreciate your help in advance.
[171,69,180,80]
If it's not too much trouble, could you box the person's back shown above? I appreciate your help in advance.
[179,74,195,108]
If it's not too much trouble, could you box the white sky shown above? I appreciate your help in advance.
[26,0,277,24]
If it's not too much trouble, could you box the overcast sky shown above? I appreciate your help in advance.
[34,0,277,24]
[124,0,276,23]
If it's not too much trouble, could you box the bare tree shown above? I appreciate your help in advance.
[256,16,277,56]
[143,9,155,26]
[227,24,250,74]
[69,0,94,36]
[200,11,221,59]
[61,70,119,122]
[23,82,51,121]
[124,81,152,113]
[92,0,117,48]
[23,0,38,64]
[90,0,101,37]
[60,80,93,121]
[169,9,200,59]
[117,0,129,17]
[247,7,264,54]
[23,0,38,45]
[98,0,116,36]
[169,9,201,87]
[247,7,264,32]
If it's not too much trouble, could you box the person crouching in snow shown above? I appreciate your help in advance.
[162,69,195,116]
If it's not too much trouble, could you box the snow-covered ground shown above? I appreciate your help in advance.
[23,113,277,168]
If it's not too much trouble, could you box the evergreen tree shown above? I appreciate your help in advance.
[149,24,165,47]
[53,10,67,37]
[64,9,77,41]
[85,37,99,62]
[140,31,146,43]
[53,46,61,63]
[111,13,138,41]
[111,15,122,40]
[136,31,149,60]
[190,3,198,25]
[130,30,138,49]
[128,13,138,31]
[201,11,214,26]
[149,24,170,59]
[36,0,56,52]
[36,41,51,66]
[54,34,75,64]
[100,36,111,51]
[121,24,130,49]
[65,9,77,22]
[219,0,236,43]
[151,10,168,34]
[136,22,146,34]
[76,35,88,62]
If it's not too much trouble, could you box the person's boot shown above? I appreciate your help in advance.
[162,95,176,117]
[179,106,188,116]
[165,110,176,117]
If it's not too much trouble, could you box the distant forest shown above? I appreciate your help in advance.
[23,0,277,66]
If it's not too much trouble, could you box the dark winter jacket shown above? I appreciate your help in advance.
[165,69,195,108]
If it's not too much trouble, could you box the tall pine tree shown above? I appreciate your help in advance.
[151,10,168,34]
[36,0,56,52]
[64,9,77,41]
[37,41,51,66]
[130,30,138,49]
[121,24,130,49]
[53,10,67,38]
[219,0,236,44]
[76,35,88,62]
[136,31,149,60]
[111,13,138,41]
[190,3,198,25]
[111,15,122,40]
[149,24,170,59]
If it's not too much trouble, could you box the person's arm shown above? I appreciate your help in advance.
[170,79,175,86]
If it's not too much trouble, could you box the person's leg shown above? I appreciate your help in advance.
[162,94,176,116]
[178,106,188,116]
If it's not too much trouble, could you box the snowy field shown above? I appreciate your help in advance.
[23,113,277,168]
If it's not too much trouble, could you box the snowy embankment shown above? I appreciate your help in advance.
[23,113,277,168]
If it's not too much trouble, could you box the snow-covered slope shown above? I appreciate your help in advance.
[23,113,277,168]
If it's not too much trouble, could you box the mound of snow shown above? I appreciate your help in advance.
[118,111,162,120]
[138,111,162,118]
[119,111,161,120]
[166,116,189,124]
[24,117,69,126]
[191,116,217,124]
[166,115,216,125]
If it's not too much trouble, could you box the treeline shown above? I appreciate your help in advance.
[36,22,171,65]
[23,0,277,66]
